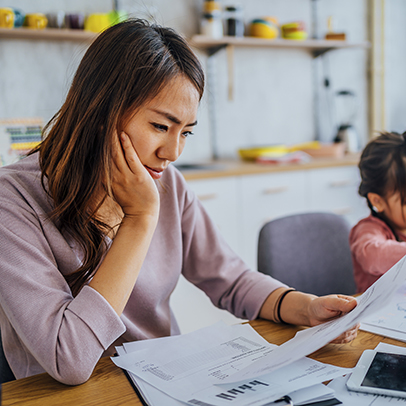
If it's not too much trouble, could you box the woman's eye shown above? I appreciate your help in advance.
[183,131,194,138]
[152,123,168,132]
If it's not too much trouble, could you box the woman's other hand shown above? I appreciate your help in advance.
[307,294,359,343]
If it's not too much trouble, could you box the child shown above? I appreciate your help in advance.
[350,131,406,293]
[0,19,358,385]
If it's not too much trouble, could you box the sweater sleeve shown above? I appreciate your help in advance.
[179,185,286,320]
[0,198,126,385]
[349,219,406,277]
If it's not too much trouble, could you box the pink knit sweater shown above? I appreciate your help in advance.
[349,214,406,293]
[0,153,285,384]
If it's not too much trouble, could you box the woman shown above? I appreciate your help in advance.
[0,19,357,385]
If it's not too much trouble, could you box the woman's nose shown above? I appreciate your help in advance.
[157,134,182,162]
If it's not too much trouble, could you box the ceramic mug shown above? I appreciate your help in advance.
[24,13,48,29]
[46,11,65,29]
[0,7,14,28]
[65,12,85,29]
[84,13,111,33]
[11,8,25,27]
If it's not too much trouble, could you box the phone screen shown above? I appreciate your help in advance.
[361,352,406,392]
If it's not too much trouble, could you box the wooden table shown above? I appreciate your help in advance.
[2,319,405,405]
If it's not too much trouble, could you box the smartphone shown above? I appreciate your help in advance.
[346,350,406,398]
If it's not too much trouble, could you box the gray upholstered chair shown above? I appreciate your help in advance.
[0,328,15,384]
[257,212,356,296]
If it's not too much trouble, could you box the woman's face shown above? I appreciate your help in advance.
[123,75,200,180]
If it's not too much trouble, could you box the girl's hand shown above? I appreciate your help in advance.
[111,132,160,220]
[307,294,359,343]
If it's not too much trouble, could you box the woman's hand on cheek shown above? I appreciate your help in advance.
[112,132,160,220]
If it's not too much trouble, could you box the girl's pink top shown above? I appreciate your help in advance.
[349,214,406,293]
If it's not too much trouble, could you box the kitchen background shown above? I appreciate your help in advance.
[1,0,405,332]
[1,0,405,163]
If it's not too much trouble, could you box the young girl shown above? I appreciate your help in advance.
[0,19,358,386]
[350,131,406,293]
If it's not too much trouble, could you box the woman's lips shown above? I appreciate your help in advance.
[145,166,164,180]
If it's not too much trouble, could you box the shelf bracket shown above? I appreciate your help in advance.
[312,48,334,58]
[207,44,227,57]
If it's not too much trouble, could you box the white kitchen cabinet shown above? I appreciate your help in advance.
[307,166,369,225]
[186,176,241,254]
[239,171,309,270]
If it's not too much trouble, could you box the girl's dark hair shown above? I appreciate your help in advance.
[32,19,205,296]
[358,131,406,221]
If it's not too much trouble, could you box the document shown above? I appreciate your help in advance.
[112,253,406,405]
[113,322,350,406]
[360,282,406,342]
[220,255,406,383]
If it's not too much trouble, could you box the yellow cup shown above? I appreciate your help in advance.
[84,13,111,33]
[24,13,48,30]
[0,8,14,28]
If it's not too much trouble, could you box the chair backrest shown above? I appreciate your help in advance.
[258,212,356,296]
[0,328,15,384]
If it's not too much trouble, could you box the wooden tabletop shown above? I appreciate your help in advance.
[2,319,404,406]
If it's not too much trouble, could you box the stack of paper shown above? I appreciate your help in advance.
[112,256,406,406]
[114,322,347,406]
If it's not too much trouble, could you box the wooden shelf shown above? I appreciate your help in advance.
[190,35,370,56]
[0,27,97,42]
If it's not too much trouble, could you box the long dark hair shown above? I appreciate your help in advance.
[32,19,205,296]
[358,131,406,232]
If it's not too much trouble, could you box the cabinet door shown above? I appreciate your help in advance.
[308,166,369,225]
[240,171,309,270]
[173,177,245,334]
[186,177,241,254]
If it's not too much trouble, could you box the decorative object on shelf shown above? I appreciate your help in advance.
[46,11,66,29]
[249,17,279,39]
[0,118,43,167]
[325,16,346,41]
[65,12,85,30]
[281,21,308,40]
[333,89,361,153]
[0,7,14,28]
[24,13,48,30]
[200,0,223,38]
[84,13,111,33]
[224,5,244,37]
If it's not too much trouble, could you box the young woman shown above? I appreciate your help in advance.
[350,131,406,293]
[0,19,358,385]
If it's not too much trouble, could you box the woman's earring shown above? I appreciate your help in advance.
[372,206,379,212]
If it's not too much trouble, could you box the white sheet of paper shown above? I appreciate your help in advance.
[220,255,406,383]
[112,322,350,406]
[116,339,336,406]
[360,282,406,341]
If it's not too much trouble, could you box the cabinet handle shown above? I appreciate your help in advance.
[332,207,352,215]
[329,180,353,188]
[197,193,218,201]
[262,186,288,195]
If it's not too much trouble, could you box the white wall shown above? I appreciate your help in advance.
[0,0,375,164]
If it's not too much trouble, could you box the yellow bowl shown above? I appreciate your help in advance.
[238,145,289,161]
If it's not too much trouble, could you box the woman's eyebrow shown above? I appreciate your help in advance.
[151,109,197,127]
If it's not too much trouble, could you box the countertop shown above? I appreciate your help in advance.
[176,154,361,181]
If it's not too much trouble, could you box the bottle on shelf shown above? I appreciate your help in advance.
[200,0,223,38]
